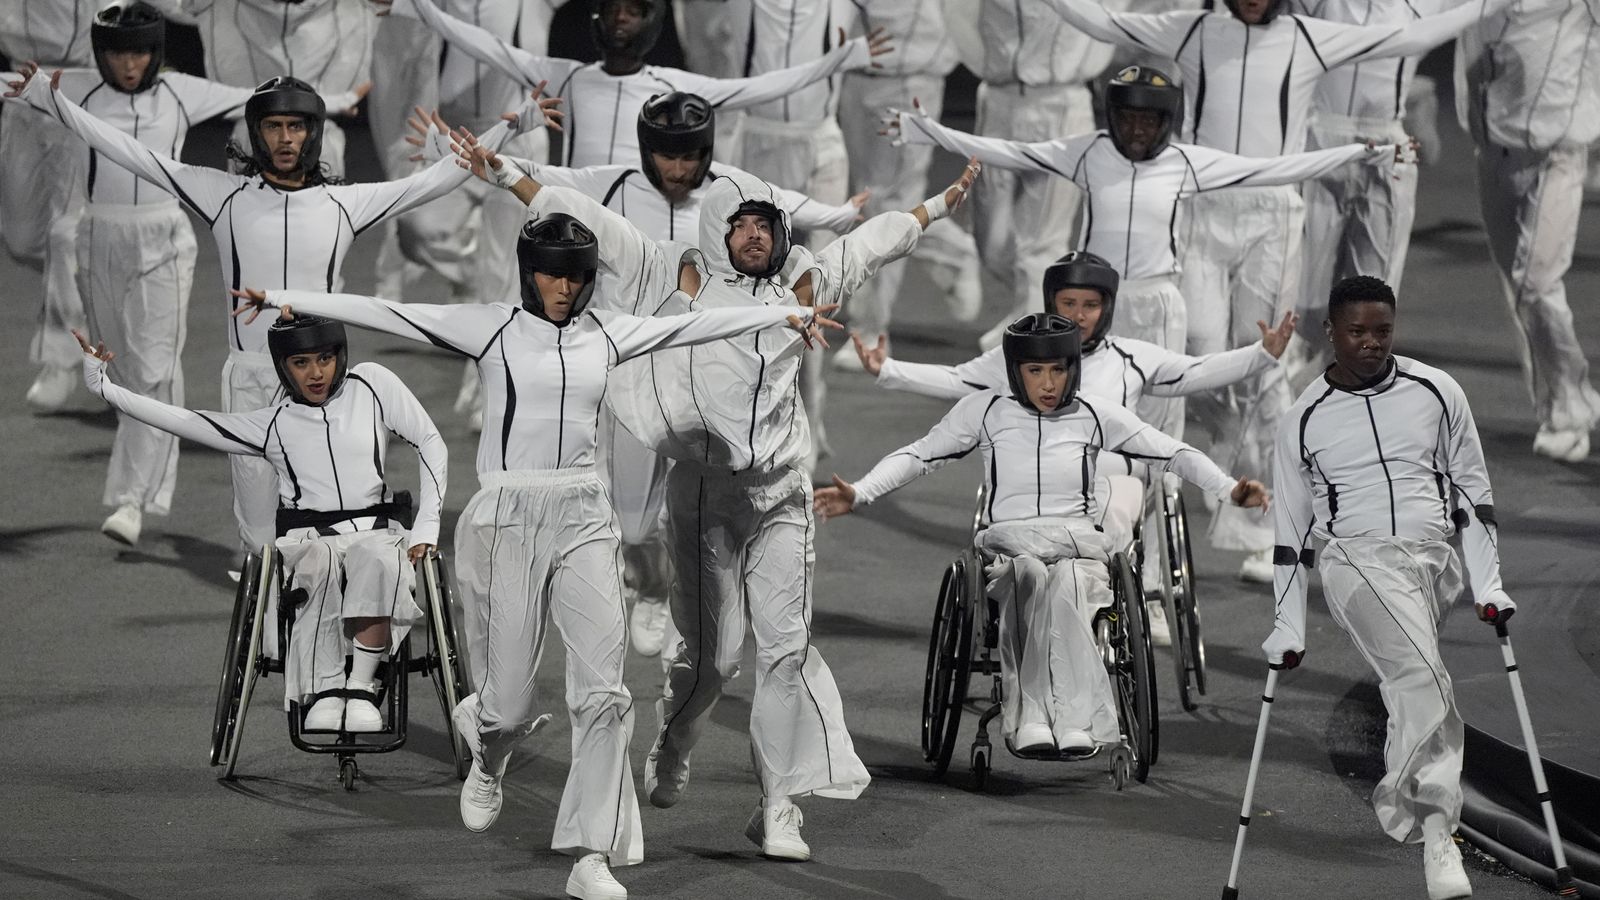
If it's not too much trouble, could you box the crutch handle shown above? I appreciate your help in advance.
[1482,603,1513,637]
[1269,650,1302,671]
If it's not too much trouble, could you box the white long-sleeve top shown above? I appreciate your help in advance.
[533,175,921,472]
[978,0,1122,87]
[1271,355,1510,650]
[270,288,807,475]
[899,117,1381,279]
[852,390,1238,522]
[434,0,540,131]
[1039,0,1505,154]
[1297,0,1442,121]
[391,0,873,166]
[494,159,858,252]
[10,74,502,356]
[85,356,449,546]
[877,335,1278,406]
[0,0,97,66]
[161,0,374,95]
[853,0,959,77]
[1455,0,1600,151]
[734,0,860,122]
[36,69,359,208]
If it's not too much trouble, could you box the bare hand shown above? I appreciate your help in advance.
[499,82,565,134]
[813,475,858,522]
[842,26,894,66]
[850,332,887,376]
[4,61,60,98]
[228,288,285,324]
[847,189,870,222]
[878,95,925,141]
[1257,311,1298,359]
[787,304,842,350]
[1231,477,1270,512]
[72,329,116,364]
[453,129,504,183]
[407,542,435,565]
[338,81,373,116]
[943,156,981,213]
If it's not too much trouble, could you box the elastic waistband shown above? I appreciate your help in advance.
[478,467,600,489]
[1309,112,1409,142]
[85,199,182,218]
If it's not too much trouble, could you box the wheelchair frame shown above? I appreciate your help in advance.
[1151,477,1207,712]
[209,546,471,791]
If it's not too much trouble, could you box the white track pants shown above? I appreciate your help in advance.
[2,104,87,373]
[455,469,642,865]
[598,408,674,608]
[1292,114,1417,393]
[659,464,870,801]
[78,203,196,516]
[1181,186,1298,551]
[276,528,420,708]
[1475,141,1600,435]
[1113,275,1189,439]
[221,353,282,551]
[973,82,1092,337]
[838,71,981,336]
[1319,537,1465,843]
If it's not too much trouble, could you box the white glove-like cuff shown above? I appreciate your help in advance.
[493,157,531,190]
[419,124,451,163]
[1261,624,1304,666]
[81,354,106,396]
[506,95,549,136]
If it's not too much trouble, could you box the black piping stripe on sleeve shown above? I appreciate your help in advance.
[1290,16,1331,70]
[195,412,270,454]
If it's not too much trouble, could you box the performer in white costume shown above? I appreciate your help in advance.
[0,0,96,411]
[4,67,526,552]
[818,313,1267,752]
[1457,0,1600,462]
[1037,0,1504,580]
[1266,275,1514,900]
[77,313,446,735]
[26,1,359,547]
[237,187,833,899]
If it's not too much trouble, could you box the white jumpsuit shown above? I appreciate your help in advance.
[85,357,446,711]
[851,390,1240,746]
[10,74,505,549]
[0,0,95,383]
[583,173,925,802]
[1269,355,1511,843]
[1039,0,1503,548]
[1456,0,1600,440]
[271,279,809,866]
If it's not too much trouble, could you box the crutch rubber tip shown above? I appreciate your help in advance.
[1221,887,1240,900]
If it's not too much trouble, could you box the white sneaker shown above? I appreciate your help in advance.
[745,800,810,861]
[829,344,866,373]
[566,851,627,900]
[101,504,142,546]
[460,759,505,833]
[1146,601,1172,648]
[1533,426,1590,463]
[629,598,670,657]
[1238,548,1275,585]
[1424,837,1472,900]
[343,681,383,732]
[644,723,690,808]
[1058,729,1094,752]
[25,364,76,412]
[303,696,345,732]
[1015,722,1055,752]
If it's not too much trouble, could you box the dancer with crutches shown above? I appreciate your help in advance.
[1263,275,1517,900]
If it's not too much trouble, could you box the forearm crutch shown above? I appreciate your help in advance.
[1222,657,1295,899]
[1482,605,1578,898]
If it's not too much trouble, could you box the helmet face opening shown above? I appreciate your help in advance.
[1224,0,1288,25]
[1002,313,1084,411]
[637,92,715,196]
[724,201,791,280]
[268,315,349,405]
[92,1,166,94]
[1042,251,1120,351]
[245,77,326,178]
[518,214,600,324]
[1105,66,1182,161]
[589,0,667,59]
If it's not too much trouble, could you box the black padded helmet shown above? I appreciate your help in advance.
[1105,65,1183,161]
[590,0,668,58]
[518,213,600,324]
[1042,251,1121,351]
[268,314,348,404]
[245,76,326,177]
[92,1,166,94]
[1002,313,1083,411]
[637,92,716,193]
[725,199,791,280]
[1224,0,1290,25]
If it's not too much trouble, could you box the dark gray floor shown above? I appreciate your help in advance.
[1,87,1595,899]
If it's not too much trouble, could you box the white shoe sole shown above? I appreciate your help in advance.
[565,872,627,900]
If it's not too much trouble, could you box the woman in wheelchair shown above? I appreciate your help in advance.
[815,314,1268,755]
[74,314,447,735]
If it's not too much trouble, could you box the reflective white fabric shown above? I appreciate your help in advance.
[1,103,86,373]
[1455,0,1600,152]
[220,353,282,551]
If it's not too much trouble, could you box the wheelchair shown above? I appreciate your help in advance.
[1149,475,1207,712]
[208,535,471,791]
[921,485,1160,790]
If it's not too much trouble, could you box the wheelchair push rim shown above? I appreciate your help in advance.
[921,558,974,777]
[422,551,472,780]
[1111,552,1158,782]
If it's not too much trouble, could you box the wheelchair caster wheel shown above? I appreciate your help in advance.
[340,759,358,792]
[1110,746,1132,791]
[971,745,990,791]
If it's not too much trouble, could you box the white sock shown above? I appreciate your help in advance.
[348,638,385,688]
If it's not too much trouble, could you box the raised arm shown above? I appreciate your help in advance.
[526,183,675,309]
[1265,412,1316,667]
[1134,340,1281,398]
[1304,0,1512,68]
[1440,378,1514,616]
[80,351,272,457]
[896,105,1092,182]
[386,0,580,91]
[262,288,515,359]
[1182,142,1385,193]
[876,346,1007,401]
[671,31,877,111]
[1035,0,1203,56]
[355,363,449,549]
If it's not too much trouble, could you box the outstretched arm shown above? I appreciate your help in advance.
[237,288,513,359]
[1138,315,1294,397]
[673,27,890,111]
[1306,0,1513,67]
[874,344,1008,401]
[1035,0,1203,56]
[1094,399,1266,507]
[379,0,580,91]
[891,100,1093,183]
[1183,142,1392,193]
[598,304,837,364]
[815,391,990,520]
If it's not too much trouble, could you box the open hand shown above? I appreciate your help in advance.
[813,475,858,522]
[788,304,843,350]
[407,543,435,565]
[840,26,894,67]
[4,61,60,98]
[943,156,981,214]
[72,329,116,364]
[1257,311,1298,359]
[850,332,887,376]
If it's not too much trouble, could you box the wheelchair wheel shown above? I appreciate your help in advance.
[421,551,471,780]
[1160,489,1198,711]
[1172,493,1207,698]
[211,549,274,778]
[921,558,975,778]
[1110,552,1158,782]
